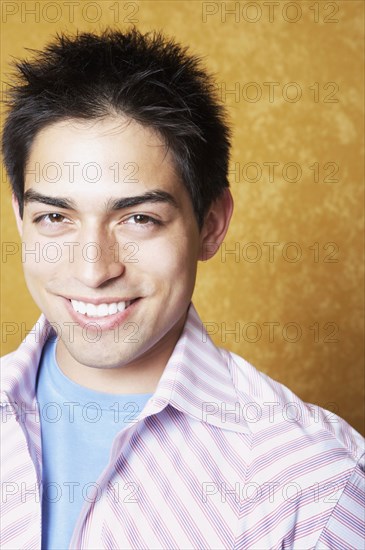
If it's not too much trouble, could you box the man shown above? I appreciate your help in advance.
[1,28,364,550]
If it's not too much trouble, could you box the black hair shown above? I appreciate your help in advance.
[2,27,231,227]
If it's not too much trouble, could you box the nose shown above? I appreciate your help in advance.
[73,231,126,288]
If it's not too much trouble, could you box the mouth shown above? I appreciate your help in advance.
[69,298,136,318]
[61,295,140,329]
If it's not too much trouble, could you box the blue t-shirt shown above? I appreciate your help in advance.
[36,336,153,550]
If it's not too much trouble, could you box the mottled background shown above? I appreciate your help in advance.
[1,1,364,435]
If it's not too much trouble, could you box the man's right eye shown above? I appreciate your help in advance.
[33,213,69,225]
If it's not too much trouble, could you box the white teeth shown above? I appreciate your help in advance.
[71,299,79,311]
[86,303,97,317]
[78,301,87,315]
[70,299,131,317]
[108,303,118,315]
[96,304,109,317]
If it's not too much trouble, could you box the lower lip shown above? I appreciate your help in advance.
[63,298,140,331]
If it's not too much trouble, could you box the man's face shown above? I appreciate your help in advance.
[14,117,205,371]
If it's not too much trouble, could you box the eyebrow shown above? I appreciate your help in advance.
[23,189,179,211]
[24,190,77,210]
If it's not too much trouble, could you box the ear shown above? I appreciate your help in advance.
[12,195,23,237]
[198,188,234,261]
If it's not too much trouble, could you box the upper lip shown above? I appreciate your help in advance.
[62,295,137,305]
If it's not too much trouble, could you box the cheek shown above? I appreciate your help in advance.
[22,259,49,300]
[21,232,62,290]
[21,241,45,282]
[21,220,74,272]
[138,236,199,275]
[21,255,53,316]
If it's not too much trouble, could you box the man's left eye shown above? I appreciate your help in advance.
[125,215,159,225]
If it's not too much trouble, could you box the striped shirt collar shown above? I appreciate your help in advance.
[1,303,252,434]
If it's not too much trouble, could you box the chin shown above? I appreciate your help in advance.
[64,340,133,368]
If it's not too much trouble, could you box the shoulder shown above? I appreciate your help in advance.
[1,348,20,367]
[1,315,50,401]
[220,350,365,548]
[1,348,22,382]
[315,451,365,549]
[220,348,364,461]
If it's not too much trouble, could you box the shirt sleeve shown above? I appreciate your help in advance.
[316,452,365,549]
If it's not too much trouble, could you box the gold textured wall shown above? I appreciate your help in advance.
[1,1,364,435]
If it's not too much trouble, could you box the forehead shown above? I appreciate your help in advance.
[25,117,185,201]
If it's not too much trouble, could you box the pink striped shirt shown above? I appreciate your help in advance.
[1,304,364,549]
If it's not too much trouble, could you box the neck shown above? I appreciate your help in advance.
[55,316,186,394]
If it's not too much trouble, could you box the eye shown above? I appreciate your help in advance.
[124,214,161,226]
[33,213,70,225]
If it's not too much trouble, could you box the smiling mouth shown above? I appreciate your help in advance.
[69,299,136,318]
